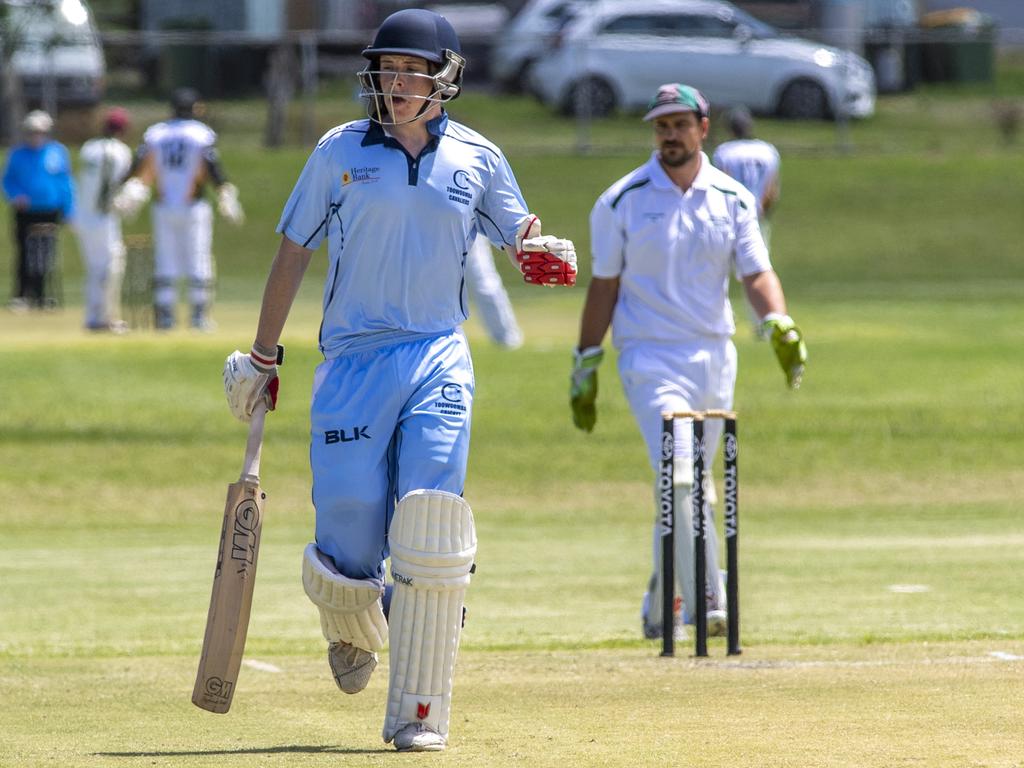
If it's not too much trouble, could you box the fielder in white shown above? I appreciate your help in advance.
[712,106,781,235]
[712,106,782,337]
[221,9,575,752]
[113,88,244,330]
[73,107,132,332]
[571,84,807,641]
[465,232,523,348]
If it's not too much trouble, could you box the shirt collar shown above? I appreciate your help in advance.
[362,110,449,147]
[646,150,711,191]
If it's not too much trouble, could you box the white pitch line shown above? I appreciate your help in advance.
[692,654,1024,671]
[243,659,282,673]
[888,584,931,593]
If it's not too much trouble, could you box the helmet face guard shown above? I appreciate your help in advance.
[357,49,465,126]
[358,9,464,126]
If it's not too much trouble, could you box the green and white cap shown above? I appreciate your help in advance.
[643,83,709,121]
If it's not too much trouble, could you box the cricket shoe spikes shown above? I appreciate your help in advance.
[328,641,377,694]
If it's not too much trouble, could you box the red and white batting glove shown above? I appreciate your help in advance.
[223,343,283,422]
[515,214,577,287]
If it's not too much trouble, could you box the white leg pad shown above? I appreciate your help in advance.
[648,482,724,626]
[302,543,388,652]
[382,490,477,744]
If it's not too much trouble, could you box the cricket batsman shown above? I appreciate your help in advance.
[222,8,576,751]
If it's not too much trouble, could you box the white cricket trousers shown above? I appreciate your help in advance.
[618,337,737,624]
[152,200,214,308]
[75,214,125,327]
[464,234,522,348]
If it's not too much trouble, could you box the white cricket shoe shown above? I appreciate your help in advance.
[707,609,728,637]
[641,593,686,641]
[643,617,687,642]
[6,297,29,314]
[393,723,446,752]
[327,641,376,694]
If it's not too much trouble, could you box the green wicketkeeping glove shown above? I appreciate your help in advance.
[570,346,604,432]
[760,314,807,390]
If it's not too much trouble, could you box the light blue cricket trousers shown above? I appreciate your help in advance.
[309,330,475,581]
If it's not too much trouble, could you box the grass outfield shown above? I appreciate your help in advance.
[2,80,1024,765]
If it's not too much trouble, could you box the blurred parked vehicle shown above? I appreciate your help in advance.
[731,0,920,31]
[427,2,510,81]
[1,0,105,107]
[527,0,877,120]
[492,0,593,91]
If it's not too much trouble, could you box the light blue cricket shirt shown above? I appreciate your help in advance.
[278,112,528,358]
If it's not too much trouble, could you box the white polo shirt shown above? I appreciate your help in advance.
[711,139,781,218]
[590,151,770,347]
[278,112,528,358]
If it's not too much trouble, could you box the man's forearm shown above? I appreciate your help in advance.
[255,236,314,348]
[577,276,619,349]
[742,270,787,320]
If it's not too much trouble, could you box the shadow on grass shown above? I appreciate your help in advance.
[95,744,390,757]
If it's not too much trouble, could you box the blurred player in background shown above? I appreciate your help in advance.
[465,232,523,348]
[2,110,74,311]
[570,84,806,642]
[73,107,133,332]
[113,87,244,330]
[713,106,780,240]
[221,8,576,751]
[712,106,782,337]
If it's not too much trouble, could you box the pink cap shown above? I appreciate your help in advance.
[105,107,130,132]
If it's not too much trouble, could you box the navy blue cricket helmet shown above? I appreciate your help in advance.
[170,87,201,118]
[362,8,461,65]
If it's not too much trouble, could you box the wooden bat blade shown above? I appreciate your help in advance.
[191,478,265,713]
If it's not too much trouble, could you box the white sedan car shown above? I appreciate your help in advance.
[527,0,876,120]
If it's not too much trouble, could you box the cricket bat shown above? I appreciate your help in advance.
[192,401,268,713]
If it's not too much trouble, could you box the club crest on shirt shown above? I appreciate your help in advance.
[342,166,380,185]
[447,169,473,206]
[434,383,467,416]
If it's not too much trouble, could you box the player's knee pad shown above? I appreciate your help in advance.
[383,490,477,744]
[301,543,388,652]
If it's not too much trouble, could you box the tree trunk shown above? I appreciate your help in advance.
[0,63,26,147]
[264,42,297,148]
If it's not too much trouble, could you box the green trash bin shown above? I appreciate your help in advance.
[919,9,996,84]
[948,20,996,82]
[158,18,215,95]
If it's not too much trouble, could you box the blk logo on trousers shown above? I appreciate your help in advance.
[325,426,371,444]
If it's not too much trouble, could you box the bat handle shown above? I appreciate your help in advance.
[240,401,267,484]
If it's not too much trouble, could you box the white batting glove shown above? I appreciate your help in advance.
[217,182,245,226]
[223,344,282,422]
[111,177,151,220]
[514,214,577,287]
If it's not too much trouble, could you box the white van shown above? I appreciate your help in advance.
[2,0,105,106]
